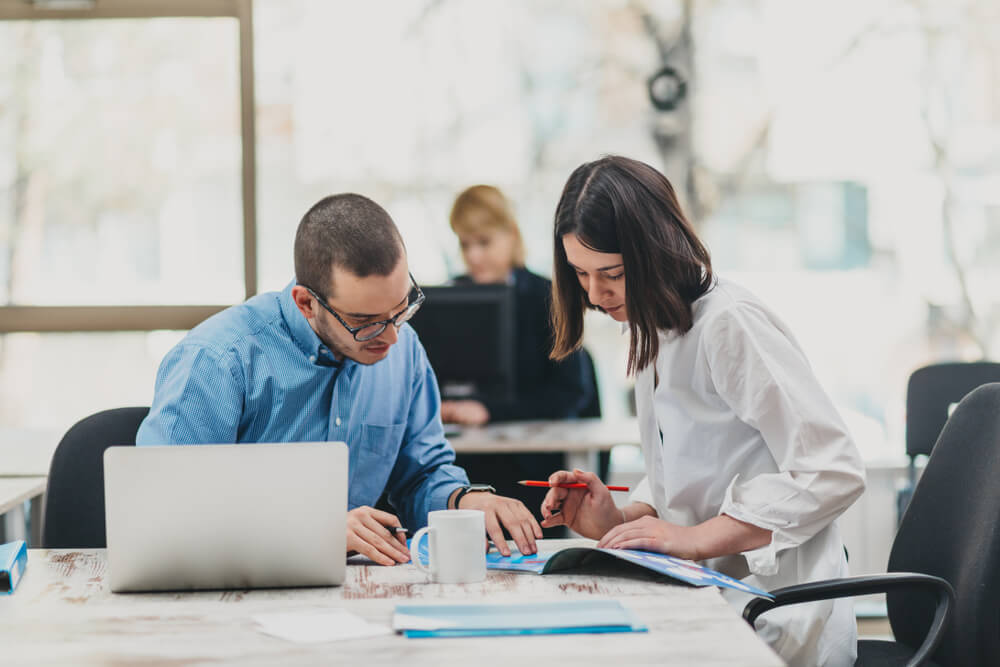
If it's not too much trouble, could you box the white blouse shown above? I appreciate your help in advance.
[628,278,866,667]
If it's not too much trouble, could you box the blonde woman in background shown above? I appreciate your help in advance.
[443,185,598,527]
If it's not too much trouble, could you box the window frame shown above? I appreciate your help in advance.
[0,0,257,332]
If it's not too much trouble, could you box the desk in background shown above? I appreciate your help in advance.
[0,419,641,545]
[449,416,639,473]
[0,476,46,542]
[0,428,55,545]
[0,477,46,516]
[0,427,60,477]
[1,539,781,666]
[0,420,640,479]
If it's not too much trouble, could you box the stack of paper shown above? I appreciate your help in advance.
[393,599,647,638]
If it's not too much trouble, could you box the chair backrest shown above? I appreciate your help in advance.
[905,361,1000,458]
[43,407,149,548]
[578,347,602,419]
[887,382,1000,666]
[577,347,608,479]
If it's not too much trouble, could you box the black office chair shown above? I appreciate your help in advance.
[42,407,149,548]
[897,361,1000,523]
[577,347,602,420]
[744,382,1000,666]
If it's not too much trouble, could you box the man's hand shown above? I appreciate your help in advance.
[440,400,490,426]
[455,492,542,556]
[540,469,624,540]
[346,506,410,566]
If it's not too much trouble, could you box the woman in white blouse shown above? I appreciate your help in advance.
[541,155,867,667]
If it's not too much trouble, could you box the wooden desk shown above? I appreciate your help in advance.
[1,541,781,666]
[449,417,639,472]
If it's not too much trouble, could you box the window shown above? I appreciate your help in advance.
[0,0,254,432]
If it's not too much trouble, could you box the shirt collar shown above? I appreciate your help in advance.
[279,280,342,368]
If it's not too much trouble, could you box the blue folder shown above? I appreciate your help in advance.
[1,540,28,595]
[393,599,647,638]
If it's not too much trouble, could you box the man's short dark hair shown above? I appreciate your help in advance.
[294,194,404,297]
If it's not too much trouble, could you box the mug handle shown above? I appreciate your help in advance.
[410,526,434,575]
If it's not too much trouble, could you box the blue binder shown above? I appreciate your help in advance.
[393,599,647,638]
[1,540,28,595]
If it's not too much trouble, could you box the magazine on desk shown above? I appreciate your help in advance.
[485,546,774,598]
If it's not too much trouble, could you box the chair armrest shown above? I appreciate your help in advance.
[743,572,954,667]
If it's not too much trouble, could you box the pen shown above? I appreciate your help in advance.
[393,526,409,535]
[517,480,630,492]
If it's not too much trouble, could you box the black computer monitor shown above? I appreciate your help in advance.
[407,284,516,404]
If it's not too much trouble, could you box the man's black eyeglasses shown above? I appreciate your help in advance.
[301,273,425,342]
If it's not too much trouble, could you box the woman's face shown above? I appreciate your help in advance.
[458,229,517,284]
[562,233,627,322]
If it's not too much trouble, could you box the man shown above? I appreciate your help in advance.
[136,193,542,566]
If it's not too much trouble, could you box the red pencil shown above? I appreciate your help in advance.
[517,480,630,492]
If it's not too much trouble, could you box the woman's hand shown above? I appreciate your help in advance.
[540,469,624,540]
[596,514,772,562]
[596,515,703,560]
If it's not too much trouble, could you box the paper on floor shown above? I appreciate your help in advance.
[253,608,391,643]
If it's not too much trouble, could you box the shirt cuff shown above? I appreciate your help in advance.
[433,482,464,512]
[719,477,794,577]
[628,476,655,509]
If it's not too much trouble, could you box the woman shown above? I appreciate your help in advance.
[539,156,866,667]
[442,184,596,425]
[443,185,598,526]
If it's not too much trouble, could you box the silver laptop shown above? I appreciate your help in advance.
[104,442,347,593]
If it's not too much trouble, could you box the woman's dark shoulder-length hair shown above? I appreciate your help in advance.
[550,155,714,375]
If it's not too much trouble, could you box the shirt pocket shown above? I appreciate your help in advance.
[359,422,406,456]
[349,422,407,508]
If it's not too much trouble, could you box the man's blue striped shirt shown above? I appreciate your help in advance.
[136,280,469,530]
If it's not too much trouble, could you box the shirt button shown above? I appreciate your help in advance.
[335,417,342,426]
[308,355,316,363]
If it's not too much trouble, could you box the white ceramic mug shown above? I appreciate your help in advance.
[410,509,486,583]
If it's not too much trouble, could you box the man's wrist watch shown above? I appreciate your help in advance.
[453,483,496,508]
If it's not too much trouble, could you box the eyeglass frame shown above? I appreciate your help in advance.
[299,273,425,342]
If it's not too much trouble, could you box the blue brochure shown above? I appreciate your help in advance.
[484,546,774,599]
[1,539,28,595]
[393,599,647,638]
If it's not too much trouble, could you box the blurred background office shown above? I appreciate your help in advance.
[2,0,999,570]
[442,184,596,426]
[434,184,599,521]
